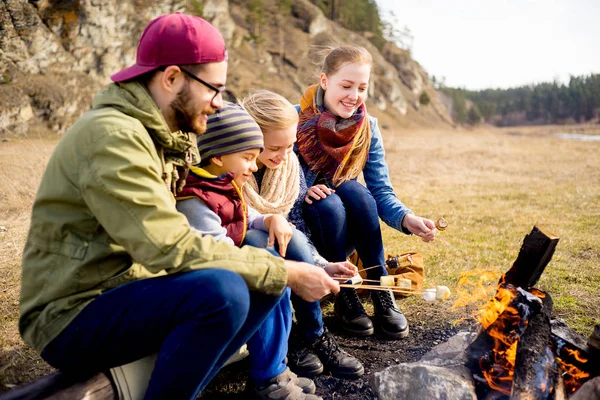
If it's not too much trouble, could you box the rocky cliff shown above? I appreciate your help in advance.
[0,0,452,136]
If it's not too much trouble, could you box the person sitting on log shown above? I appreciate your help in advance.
[176,101,355,397]
[296,45,438,340]
[241,90,365,380]
[18,13,338,400]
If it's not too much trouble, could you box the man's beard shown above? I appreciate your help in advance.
[169,83,215,135]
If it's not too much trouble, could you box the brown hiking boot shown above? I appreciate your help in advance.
[247,368,321,400]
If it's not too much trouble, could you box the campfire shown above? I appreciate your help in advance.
[463,226,599,399]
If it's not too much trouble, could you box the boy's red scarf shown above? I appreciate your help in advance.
[296,84,368,185]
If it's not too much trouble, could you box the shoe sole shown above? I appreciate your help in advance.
[290,364,325,378]
[380,325,410,339]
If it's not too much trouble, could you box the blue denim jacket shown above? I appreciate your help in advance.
[296,111,413,234]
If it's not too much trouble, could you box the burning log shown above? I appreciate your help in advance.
[503,226,559,289]
[511,290,557,400]
[551,319,600,395]
[589,324,600,354]
[466,287,543,397]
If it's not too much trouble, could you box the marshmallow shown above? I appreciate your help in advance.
[380,276,395,287]
[436,285,451,300]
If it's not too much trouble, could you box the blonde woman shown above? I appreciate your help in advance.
[242,90,364,380]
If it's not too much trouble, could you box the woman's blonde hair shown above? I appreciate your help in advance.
[242,90,299,133]
[314,45,373,77]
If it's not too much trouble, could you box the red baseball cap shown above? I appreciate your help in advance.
[111,12,227,82]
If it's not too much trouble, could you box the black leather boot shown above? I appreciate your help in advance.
[310,329,364,379]
[371,289,409,339]
[287,331,324,378]
[334,288,374,336]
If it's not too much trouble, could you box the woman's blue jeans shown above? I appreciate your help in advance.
[244,229,325,342]
[303,180,387,280]
[40,269,288,399]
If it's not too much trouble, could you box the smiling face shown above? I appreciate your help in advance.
[164,61,228,136]
[320,62,370,119]
[257,124,297,169]
[210,148,261,187]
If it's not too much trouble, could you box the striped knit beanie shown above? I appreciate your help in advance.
[197,101,264,163]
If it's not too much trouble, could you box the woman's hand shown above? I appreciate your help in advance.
[305,184,335,204]
[324,261,358,278]
[265,214,294,257]
[402,214,437,242]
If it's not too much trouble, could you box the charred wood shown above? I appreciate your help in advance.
[589,324,600,353]
[510,291,556,400]
[503,226,559,289]
[467,288,543,397]
[551,319,600,381]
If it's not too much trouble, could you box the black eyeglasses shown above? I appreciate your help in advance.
[160,66,226,102]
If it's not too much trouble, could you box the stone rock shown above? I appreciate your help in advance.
[203,0,236,44]
[420,331,477,367]
[292,0,330,37]
[372,363,477,400]
[570,376,600,400]
[1,0,453,135]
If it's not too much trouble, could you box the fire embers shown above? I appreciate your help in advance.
[465,277,595,399]
[466,282,544,397]
[554,339,591,394]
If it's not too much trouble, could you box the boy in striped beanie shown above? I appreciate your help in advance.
[176,102,318,398]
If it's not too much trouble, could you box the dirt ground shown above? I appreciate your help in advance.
[201,296,475,399]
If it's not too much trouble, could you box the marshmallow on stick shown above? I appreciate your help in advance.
[396,278,412,289]
[435,217,448,231]
[380,276,395,287]
[436,285,451,300]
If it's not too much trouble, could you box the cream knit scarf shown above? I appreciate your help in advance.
[243,151,300,216]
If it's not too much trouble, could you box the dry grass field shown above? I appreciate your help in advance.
[1,125,599,391]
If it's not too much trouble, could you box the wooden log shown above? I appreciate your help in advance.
[503,226,559,289]
[466,288,543,397]
[589,324,600,353]
[0,372,115,400]
[510,291,556,400]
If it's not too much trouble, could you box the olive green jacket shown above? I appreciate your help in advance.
[19,81,287,354]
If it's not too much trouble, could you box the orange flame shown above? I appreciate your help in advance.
[557,348,591,393]
[471,276,521,395]
[452,268,503,314]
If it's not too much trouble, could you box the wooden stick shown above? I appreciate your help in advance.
[339,283,423,295]
[356,263,386,273]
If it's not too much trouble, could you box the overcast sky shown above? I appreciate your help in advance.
[376,0,600,90]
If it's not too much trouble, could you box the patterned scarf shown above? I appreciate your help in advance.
[243,152,300,217]
[296,84,370,186]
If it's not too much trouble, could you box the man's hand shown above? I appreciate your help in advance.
[286,260,340,302]
[265,214,294,257]
[304,184,335,204]
[324,261,358,279]
[402,214,437,242]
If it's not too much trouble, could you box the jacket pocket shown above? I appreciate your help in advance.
[28,232,89,260]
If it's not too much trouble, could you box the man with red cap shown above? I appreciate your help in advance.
[19,13,338,399]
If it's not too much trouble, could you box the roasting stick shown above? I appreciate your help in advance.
[356,263,387,274]
[338,283,422,295]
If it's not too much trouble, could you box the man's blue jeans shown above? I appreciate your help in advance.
[303,180,388,281]
[244,229,325,342]
[40,269,287,399]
